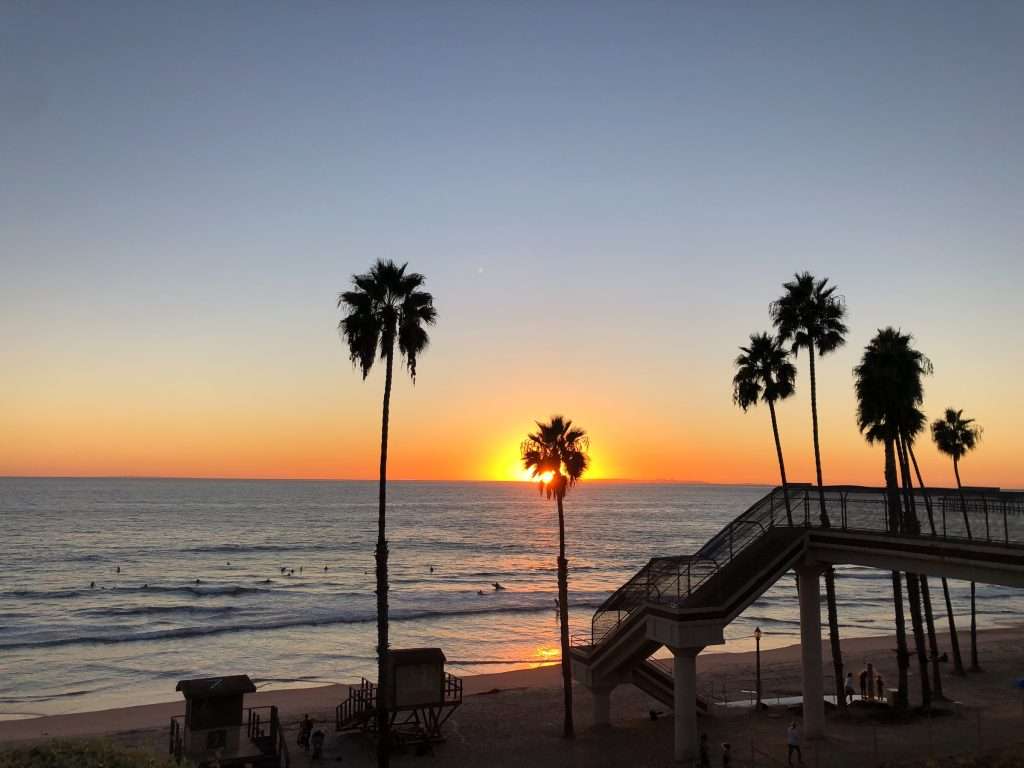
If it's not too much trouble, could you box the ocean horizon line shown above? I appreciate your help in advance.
[0,475,775,487]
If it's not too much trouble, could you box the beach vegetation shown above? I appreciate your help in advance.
[732,331,797,525]
[771,271,848,712]
[339,259,437,767]
[932,408,984,672]
[522,415,590,739]
[0,740,183,768]
[855,327,934,710]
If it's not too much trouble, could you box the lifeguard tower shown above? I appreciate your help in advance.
[336,648,462,746]
[169,674,288,767]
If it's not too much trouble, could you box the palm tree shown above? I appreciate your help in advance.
[771,271,848,710]
[732,332,797,526]
[931,408,983,671]
[905,440,966,676]
[854,327,933,710]
[895,417,945,700]
[522,416,590,738]
[338,260,437,767]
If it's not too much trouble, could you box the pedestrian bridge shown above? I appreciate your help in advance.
[569,484,1024,763]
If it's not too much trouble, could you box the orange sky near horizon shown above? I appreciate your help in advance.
[2,322,1020,490]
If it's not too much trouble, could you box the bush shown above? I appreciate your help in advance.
[0,740,182,768]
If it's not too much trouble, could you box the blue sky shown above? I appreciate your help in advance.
[2,2,1022,483]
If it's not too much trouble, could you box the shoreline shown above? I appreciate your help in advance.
[4,625,1021,746]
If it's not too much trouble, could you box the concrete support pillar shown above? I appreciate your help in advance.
[798,563,825,739]
[671,647,700,763]
[591,686,613,727]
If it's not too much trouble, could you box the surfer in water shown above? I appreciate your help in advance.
[493,582,505,591]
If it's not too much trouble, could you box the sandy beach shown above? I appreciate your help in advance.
[4,627,1022,767]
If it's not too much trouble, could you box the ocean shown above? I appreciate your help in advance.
[1,478,1021,719]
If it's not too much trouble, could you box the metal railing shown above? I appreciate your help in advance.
[583,484,1024,650]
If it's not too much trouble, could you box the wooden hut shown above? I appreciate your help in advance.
[170,675,288,767]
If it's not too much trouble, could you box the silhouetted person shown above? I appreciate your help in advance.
[116,566,120,574]
[845,672,856,704]
[310,728,324,760]
[787,722,802,765]
[324,566,328,572]
[195,579,202,584]
[298,714,313,751]
[699,733,710,768]
[859,667,867,698]
[722,742,732,768]
[90,581,95,589]
[493,582,504,591]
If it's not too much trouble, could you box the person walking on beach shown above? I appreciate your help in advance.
[698,733,710,768]
[866,662,875,700]
[859,666,868,698]
[845,672,856,704]
[298,714,313,751]
[721,742,731,768]
[876,672,885,702]
[787,721,803,765]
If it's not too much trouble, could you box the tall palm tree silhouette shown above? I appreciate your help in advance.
[732,332,796,526]
[905,440,966,676]
[932,408,983,671]
[895,409,945,699]
[522,416,590,738]
[338,260,437,767]
[771,272,848,710]
[855,327,933,709]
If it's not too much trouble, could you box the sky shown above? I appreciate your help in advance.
[2,2,1022,487]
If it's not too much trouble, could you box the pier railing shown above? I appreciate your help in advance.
[584,484,1024,647]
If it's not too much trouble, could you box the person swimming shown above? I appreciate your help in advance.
[493,582,505,591]
[90,581,95,589]
[477,590,485,596]
[195,578,202,584]
[324,566,328,572]
[116,566,120,574]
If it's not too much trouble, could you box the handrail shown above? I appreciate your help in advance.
[583,485,1024,652]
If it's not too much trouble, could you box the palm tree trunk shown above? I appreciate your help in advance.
[806,347,845,711]
[375,342,395,768]
[907,444,965,676]
[767,400,794,526]
[970,582,980,672]
[953,459,981,671]
[807,346,829,527]
[556,492,574,738]
[918,574,943,698]
[895,439,931,708]
[885,438,910,711]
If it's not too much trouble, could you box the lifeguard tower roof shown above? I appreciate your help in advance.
[388,648,446,665]
[175,675,257,697]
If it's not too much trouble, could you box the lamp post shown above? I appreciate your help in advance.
[754,626,762,710]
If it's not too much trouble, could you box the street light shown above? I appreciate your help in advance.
[754,626,763,710]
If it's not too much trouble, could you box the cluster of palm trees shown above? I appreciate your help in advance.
[337,260,987,766]
[733,271,985,714]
